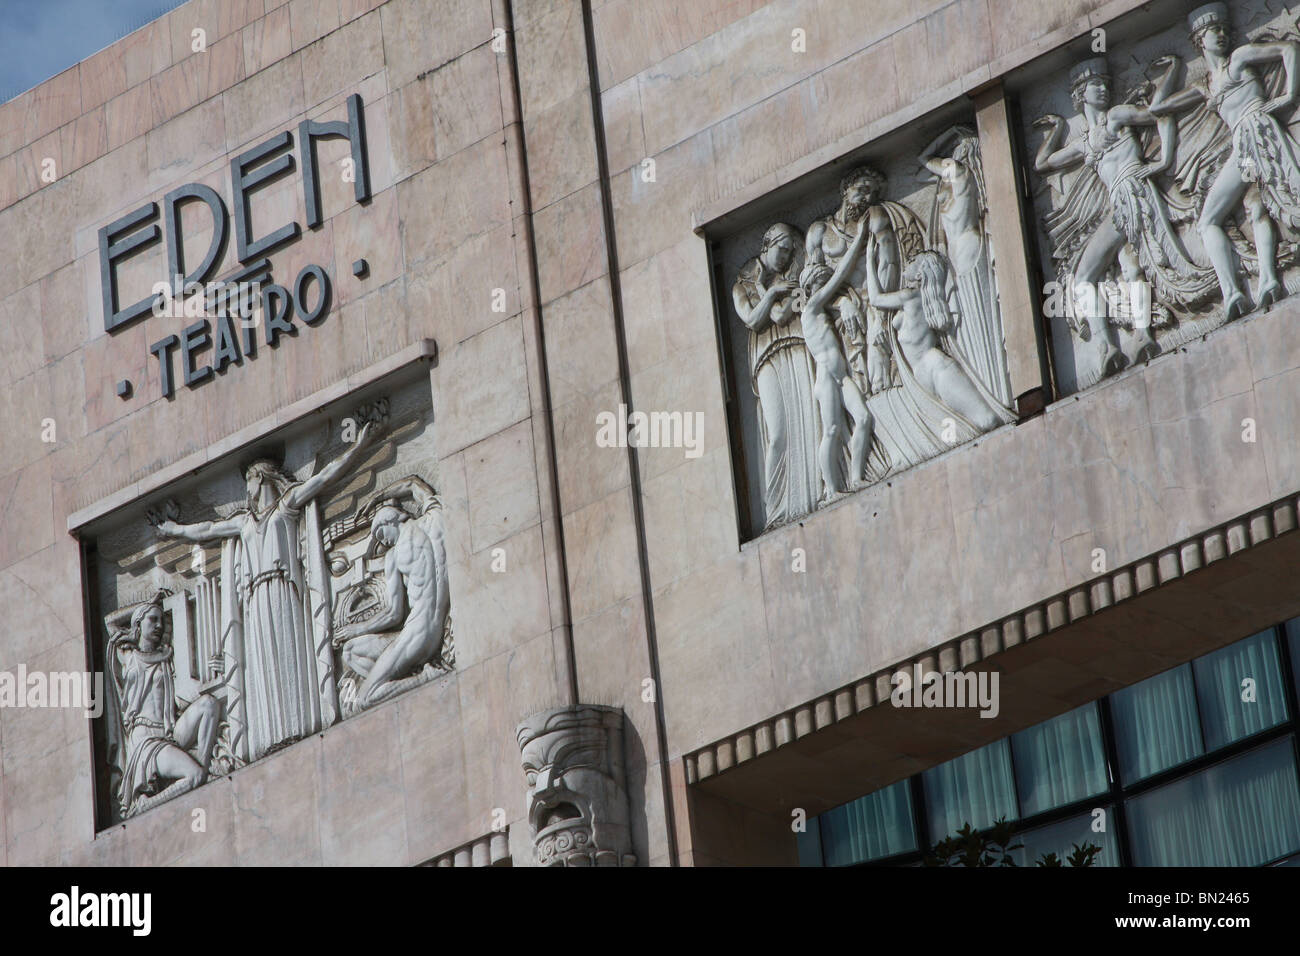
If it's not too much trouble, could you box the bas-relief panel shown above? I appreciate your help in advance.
[720,113,1016,535]
[88,377,453,825]
[1020,1,1300,394]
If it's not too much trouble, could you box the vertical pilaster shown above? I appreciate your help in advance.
[973,81,1052,418]
[505,0,678,866]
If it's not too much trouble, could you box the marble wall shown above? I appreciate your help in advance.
[578,0,1300,864]
[5,0,1297,868]
[0,0,570,866]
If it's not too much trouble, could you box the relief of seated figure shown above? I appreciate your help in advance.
[108,596,222,818]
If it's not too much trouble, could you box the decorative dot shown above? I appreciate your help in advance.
[352,258,369,278]
[116,379,133,400]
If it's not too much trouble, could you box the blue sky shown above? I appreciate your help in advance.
[0,0,187,102]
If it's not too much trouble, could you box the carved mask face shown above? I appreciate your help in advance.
[518,706,636,867]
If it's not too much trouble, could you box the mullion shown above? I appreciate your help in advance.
[1098,694,1133,868]
[1185,657,1210,762]
[909,774,930,861]
[1002,735,1025,824]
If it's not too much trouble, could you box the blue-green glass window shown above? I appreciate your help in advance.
[1011,808,1121,867]
[802,623,1300,867]
[1011,702,1109,816]
[818,779,916,866]
[1109,663,1203,784]
[1125,737,1300,866]
[1194,629,1288,751]
[922,740,1017,843]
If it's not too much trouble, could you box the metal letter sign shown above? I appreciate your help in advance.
[96,93,373,399]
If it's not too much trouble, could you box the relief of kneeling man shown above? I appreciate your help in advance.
[333,486,450,711]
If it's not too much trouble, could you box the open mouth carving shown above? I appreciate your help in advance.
[538,802,583,831]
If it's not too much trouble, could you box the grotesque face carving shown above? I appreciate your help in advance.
[517,705,636,867]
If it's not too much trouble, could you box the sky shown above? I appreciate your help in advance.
[0,0,187,103]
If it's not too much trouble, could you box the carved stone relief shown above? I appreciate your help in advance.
[517,705,637,867]
[1021,1,1300,394]
[724,119,1015,533]
[92,378,452,824]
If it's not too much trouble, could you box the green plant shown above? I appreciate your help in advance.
[1035,842,1104,867]
[922,817,1100,867]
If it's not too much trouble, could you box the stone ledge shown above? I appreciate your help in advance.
[419,828,511,867]
[66,337,437,532]
[684,489,1300,794]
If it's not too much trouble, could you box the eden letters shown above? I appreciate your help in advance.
[96,93,372,398]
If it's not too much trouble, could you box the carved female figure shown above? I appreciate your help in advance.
[1149,2,1300,315]
[732,223,820,527]
[1034,57,1195,374]
[863,247,1003,433]
[111,598,221,817]
[919,126,1013,408]
[149,421,378,759]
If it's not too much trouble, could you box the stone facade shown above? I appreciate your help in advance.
[3,0,1300,866]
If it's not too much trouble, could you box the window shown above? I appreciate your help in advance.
[804,617,1300,866]
[1110,665,1202,784]
[923,740,1018,842]
[1194,629,1288,751]
[1126,739,1300,866]
[1011,703,1108,816]
[817,780,916,866]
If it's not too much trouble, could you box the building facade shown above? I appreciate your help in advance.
[3,0,1300,866]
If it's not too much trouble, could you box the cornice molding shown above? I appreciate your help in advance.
[685,489,1300,785]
